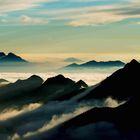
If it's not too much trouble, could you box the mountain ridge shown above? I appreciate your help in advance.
[0,52,28,63]
[64,60,125,69]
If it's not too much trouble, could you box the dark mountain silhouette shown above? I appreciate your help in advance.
[0,52,28,63]
[0,74,88,111]
[37,74,88,102]
[76,80,88,88]
[64,60,125,69]
[0,52,6,58]
[79,59,140,101]
[0,75,43,94]
[62,101,130,129]
[0,75,44,110]
[81,60,125,67]
[64,58,82,63]
[42,74,75,86]
[55,79,88,101]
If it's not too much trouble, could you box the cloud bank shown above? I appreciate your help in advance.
[0,0,140,26]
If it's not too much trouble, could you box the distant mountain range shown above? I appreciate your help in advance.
[0,52,28,63]
[64,60,125,69]
[64,57,83,63]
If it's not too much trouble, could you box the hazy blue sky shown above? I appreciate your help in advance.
[0,0,140,62]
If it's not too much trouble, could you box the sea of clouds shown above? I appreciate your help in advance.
[0,88,124,140]
[0,71,110,86]
[0,67,126,140]
[0,66,120,85]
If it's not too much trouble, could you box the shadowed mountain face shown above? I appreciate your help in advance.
[0,75,44,110]
[0,75,88,111]
[0,52,27,63]
[79,59,140,101]
[37,74,88,102]
[45,96,140,140]
[62,96,140,130]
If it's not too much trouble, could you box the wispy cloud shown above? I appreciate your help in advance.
[67,10,126,26]
[0,15,48,25]
[68,0,140,26]
[0,0,100,14]
[40,1,140,26]
[68,6,140,26]
[0,0,140,26]
[0,103,42,121]
[0,0,58,13]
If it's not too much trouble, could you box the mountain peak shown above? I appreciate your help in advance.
[76,80,88,88]
[55,74,65,79]
[124,59,139,69]
[0,52,6,57]
[129,59,139,65]
[28,75,43,81]
[0,52,27,63]
[15,75,43,85]
[8,52,15,55]
[43,74,75,86]
[7,52,17,57]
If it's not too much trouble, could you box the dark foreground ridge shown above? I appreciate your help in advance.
[45,95,140,140]
[79,59,140,101]
[42,59,140,140]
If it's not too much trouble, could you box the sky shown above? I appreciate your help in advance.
[0,0,140,62]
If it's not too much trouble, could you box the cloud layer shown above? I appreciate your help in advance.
[0,0,140,26]
[0,0,57,13]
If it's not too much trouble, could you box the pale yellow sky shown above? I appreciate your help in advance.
[19,53,140,63]
[0,0,140,63]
